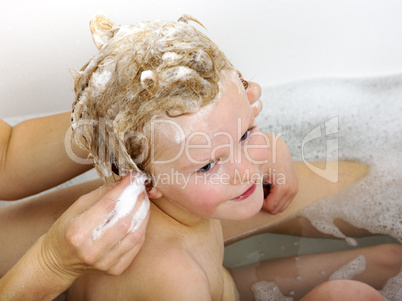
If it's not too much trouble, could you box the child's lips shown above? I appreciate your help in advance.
[230,183,257,201]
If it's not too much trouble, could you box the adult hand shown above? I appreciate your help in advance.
[0,174,149,300]
[260,133,298,214]
[246,82,263,118]
[246,82,298,214]
[42,174,149,281]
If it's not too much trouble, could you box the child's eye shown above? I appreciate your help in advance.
[198,160,216,172]
[240,126,257,142]
[240,129,251,141]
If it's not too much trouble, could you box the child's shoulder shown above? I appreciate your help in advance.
[69,215,212,300]
[132,246,212,299]
[125,228,213,300]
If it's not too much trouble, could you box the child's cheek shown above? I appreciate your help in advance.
[195,185,222,215]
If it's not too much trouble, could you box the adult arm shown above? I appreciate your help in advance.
[0,112,91,200]
[0,175,149,300]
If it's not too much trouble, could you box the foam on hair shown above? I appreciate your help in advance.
[70,14,235,180]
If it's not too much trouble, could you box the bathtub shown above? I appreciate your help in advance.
[224,73,402,300]
[2,74,401,300]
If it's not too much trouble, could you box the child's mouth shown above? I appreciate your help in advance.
[230,183,256,201]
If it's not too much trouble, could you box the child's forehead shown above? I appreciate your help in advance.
[153,71,252,146]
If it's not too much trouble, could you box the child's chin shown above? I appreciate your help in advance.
[237,198,264,220]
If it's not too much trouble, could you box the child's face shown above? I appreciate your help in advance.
[150,70,268,220]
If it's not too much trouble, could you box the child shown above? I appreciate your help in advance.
[68,14,400,300]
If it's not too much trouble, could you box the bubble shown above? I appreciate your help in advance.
[289,290,295,296]
[259,75,402,246]
[329,255,366,280]
[296,276,303,282]
[251,281,294,301]
[379,270,402,300]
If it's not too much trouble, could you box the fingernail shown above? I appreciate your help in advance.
[251,101,259,108]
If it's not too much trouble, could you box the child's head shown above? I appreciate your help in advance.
[71,14,267,220]
[71,14,241,180]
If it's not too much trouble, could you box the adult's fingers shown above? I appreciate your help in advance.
[262,183,296,214]
[78,175,142,235]
[67,180,120,216]
[97,209,150,275]
[262,184,281,214]
[61,174,149,266]
[106,235,146,276]
[89,191,149,254]
[246,82,262,103]
[246,82,262,117]
[251,99,263,117]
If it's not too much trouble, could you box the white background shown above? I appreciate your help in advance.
[2,0,402,118]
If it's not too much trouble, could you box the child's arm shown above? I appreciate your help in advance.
[246,82,298,214]
[0,113,91,200]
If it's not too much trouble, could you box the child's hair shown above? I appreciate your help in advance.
[70,14,241,181]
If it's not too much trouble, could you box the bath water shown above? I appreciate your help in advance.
[233,74,402,300]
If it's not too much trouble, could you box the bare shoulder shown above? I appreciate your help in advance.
[127,243,212,300]
[69,239,211,300]
[0,119,11,159]
[69,225,213,300]
[69,204,217,300]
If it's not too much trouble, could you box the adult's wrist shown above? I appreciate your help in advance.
[36,235,80,290]
[0,235,80,300]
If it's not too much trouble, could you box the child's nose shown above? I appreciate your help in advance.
[228,147,256,185]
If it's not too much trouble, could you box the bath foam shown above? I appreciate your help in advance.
[258,74,402,245]
[92,174,150,240]
[379,270,402,301]
[251,281,294,301]
[329,255,366,280]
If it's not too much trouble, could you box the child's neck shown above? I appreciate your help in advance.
[151,196,212,229]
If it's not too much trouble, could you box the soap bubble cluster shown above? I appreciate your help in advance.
[251,281,294,301]
[257,74,402,300]
[329,255,366,280]
[258,74,402,244]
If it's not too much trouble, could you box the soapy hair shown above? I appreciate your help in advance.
[71,14,243,181]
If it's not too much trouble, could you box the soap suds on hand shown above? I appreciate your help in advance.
[92,173,149,240]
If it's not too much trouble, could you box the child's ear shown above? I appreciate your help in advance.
[147,187,162,199]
